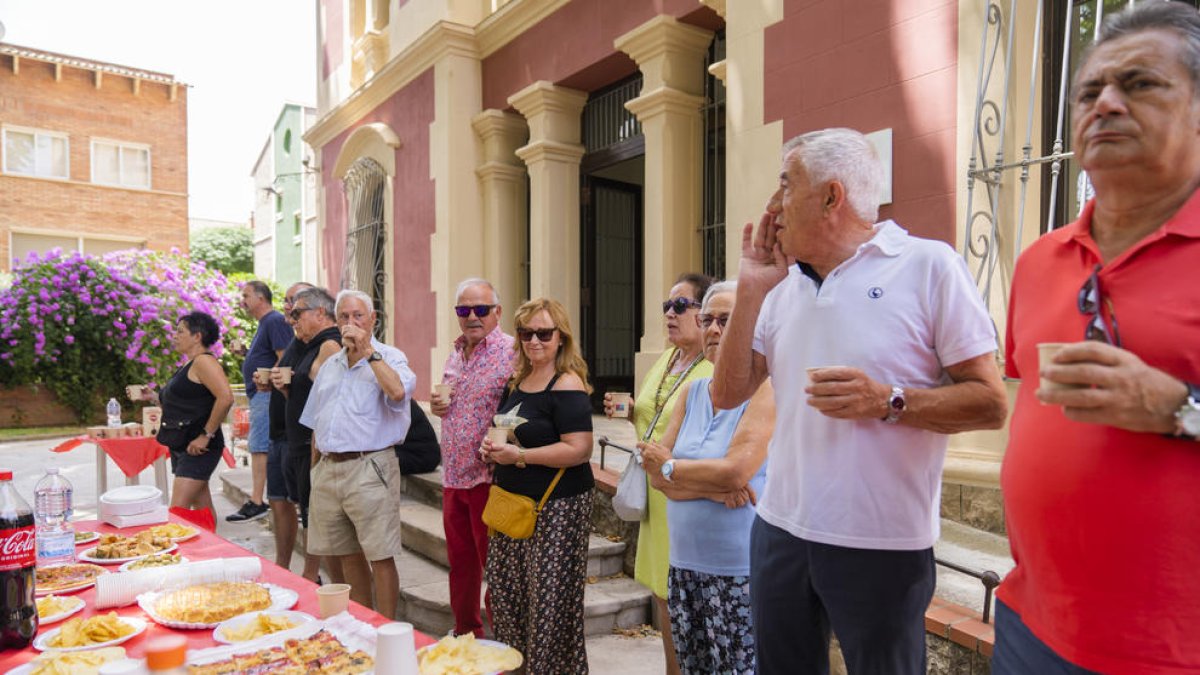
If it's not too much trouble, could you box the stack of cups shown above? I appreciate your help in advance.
[375,622,420,674]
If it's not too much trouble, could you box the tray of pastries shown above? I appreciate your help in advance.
[188,628,373,674]
[78,531,177,564]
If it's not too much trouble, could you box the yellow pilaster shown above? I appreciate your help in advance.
[472,109,529,332]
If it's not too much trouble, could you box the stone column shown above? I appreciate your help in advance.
[472,109,528,332]
[508,81,587,330]
[615,16,713,373]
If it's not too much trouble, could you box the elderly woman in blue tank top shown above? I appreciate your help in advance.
[638,280,773,675]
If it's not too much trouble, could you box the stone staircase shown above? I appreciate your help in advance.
[397,470,652,637]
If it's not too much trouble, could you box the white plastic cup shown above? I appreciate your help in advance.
[276,367,293,384]
[374,622,419,675]
[316,583,351,618]
[487,427,511,446]
[434,383,452,399]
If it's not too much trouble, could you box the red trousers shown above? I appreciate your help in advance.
[443,483,492,636]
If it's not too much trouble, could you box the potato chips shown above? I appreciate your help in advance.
[36,595,82,619]
[47,612,135,648]
[147,522,196,540]
[418,634,523,675]
[29,647,126,675]
[221,612,300,642]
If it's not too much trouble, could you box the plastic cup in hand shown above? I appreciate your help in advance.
[316,583,351,618]
[610,392,633,418]
[487,427,511,446]
[276,367,293,384]
[434,383,452,400]
[374,622,419,674]
[126,384,144,400]
[1037,343,1082,391]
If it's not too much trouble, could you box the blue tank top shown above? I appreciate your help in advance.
[666,377,767,577]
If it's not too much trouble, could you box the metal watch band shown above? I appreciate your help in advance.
[884,385,906,425]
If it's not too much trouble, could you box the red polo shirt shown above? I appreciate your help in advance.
[1001,191,1200,674]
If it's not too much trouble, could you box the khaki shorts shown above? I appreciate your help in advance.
[308,451,402,560]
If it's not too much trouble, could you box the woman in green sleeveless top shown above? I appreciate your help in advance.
[605,273,712,675]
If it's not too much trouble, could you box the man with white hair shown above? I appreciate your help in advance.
[430,278,515,637]
[712,128,1008,674]
[300,289,416,619]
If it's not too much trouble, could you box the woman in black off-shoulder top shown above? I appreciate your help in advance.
[480,297,594,675]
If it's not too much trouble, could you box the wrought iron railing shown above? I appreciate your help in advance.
[582,76,643,154]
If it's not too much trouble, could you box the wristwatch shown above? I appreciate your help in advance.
[884,385,906,424]
[516,448,527,469]
[367,351,384,363]
[1174,382,1200,440]
[661,459,676,483]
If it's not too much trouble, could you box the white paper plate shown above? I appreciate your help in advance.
[78,542,177,565]
[35,564,109,596]
[138,583,299,629]
[73,531,100,546]
[101,485,162,504]
[213,610,317,644]
[118,554,188,572]
[33,616,147,652]
[35,596,85,625]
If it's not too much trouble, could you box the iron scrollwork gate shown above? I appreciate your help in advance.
[340,157,389,340]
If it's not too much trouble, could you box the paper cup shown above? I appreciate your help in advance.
[316,583,351,619]
[256,367,272,383]
[142,407,162,437]
[610,392,633,418]
[487,427,511,446]
[276,367,293,384]
[434,383,452,400]
[1037,342,1082,391]
[126,384,144,400]
[374,622,419,674]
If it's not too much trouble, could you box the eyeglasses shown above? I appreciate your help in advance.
[517,327,557,342]
[288,307,315,321]
[662,297,701,315]
[698,313,730,330]
[455,304,495,318]
[1077,264,1121,348]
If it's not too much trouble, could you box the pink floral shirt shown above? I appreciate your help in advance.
[440,326,516,489]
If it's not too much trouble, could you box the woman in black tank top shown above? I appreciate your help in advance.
[154,312,233,515]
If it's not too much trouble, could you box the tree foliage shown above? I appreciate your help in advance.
[190,226,253,275]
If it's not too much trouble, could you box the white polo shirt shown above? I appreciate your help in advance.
[752,221,996,550]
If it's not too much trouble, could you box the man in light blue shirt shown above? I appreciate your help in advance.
[300,289,415,620]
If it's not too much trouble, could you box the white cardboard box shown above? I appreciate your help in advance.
[100,504,169,528]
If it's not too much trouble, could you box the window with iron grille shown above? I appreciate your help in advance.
[701,31,727,279]
[340,157,389,340]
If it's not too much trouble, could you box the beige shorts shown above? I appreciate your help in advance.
[308,451,402,560]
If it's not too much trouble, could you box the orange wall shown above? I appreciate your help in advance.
[0,53,189,269]
[765,0,958,245]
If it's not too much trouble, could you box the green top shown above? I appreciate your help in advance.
[632,347,713,599]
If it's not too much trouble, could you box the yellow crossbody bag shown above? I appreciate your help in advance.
[482,468,566,539]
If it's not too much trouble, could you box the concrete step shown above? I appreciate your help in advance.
[399,501,626,578]
[933,517,1015,615]
[401,574,652,638]
[401,470,444,509]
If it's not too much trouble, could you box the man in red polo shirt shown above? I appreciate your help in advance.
[997,3,1200,673]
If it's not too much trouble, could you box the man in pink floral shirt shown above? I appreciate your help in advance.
[431,278,515,637]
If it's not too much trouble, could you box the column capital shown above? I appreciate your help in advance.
[615,15,714,95]
[515,139,586,165]
[472,109,527,166]
[508,81,588,146]
[624,86,706,122]
[475,161,527,182]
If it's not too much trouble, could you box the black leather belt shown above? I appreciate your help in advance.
[322,449,388,463]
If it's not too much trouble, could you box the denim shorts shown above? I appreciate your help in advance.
[247,393,270,453]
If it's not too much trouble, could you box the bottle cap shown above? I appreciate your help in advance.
[145,634,187,669]
[45,467,59,475]
[0,469,11,481]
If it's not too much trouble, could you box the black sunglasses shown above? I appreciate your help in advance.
[517,327,557,343]
[1077,264,1121,348]
[698,313,730,330]
[662,297,701,315]
[455,304,495,318]
[288,307,316,321]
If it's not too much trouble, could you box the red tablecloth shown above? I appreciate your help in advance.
[0,517,434,670]
[51,436,236,475]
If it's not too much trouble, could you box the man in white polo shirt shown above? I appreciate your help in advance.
[300,289,416,620]
[712,128,1007,674]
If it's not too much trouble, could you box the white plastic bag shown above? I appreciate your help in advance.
[612,452,647,522]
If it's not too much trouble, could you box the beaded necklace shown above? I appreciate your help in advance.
[653,347,704,414]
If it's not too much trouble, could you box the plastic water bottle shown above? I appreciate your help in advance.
[33,468,74,568]
[106,398,121,428]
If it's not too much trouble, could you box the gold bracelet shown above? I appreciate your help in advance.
[516,447,527,469]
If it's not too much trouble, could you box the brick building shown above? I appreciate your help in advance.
[0,43,188,271]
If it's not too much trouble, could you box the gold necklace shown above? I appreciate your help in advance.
[653,348,703,414]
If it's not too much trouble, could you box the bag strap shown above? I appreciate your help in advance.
[640,352,702,442]
[535,468,567,513]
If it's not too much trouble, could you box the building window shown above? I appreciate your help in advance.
[10,231,144,264]
[3,127,69,179]
[91,139,151,189]
[701,31,727,279]
[293,212,301,239]
[283,129,293,155]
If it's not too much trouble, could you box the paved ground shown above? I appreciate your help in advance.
[0,434,667,674]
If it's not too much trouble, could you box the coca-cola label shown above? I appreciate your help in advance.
[0,526,36,570]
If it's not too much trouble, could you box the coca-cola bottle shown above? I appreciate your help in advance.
[0,469,37,650]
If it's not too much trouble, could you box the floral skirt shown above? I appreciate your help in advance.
[485,490,592,675]
[668,566,755,675]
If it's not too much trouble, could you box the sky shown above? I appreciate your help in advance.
[0,0,317,224]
